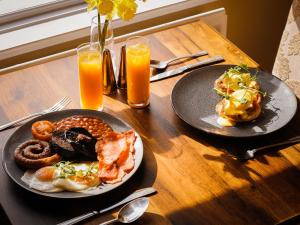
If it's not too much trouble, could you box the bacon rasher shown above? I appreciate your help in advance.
[96,130,136,184]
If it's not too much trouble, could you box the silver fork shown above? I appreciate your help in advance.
[150,50,208,70]
[0,96,71,131]
[239,136,300,161]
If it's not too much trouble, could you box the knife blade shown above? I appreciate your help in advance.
[150,55,224,82]
[57,187,157,225]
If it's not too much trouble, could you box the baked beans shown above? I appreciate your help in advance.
[54,115,113,140]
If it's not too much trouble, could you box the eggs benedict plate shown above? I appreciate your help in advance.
[171,64,297,137]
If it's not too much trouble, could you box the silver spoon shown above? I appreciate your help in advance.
[99,197,149,225]
[150,50,208,69]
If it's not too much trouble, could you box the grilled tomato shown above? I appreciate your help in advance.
[31,120,55,141]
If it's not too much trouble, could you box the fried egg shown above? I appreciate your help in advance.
[21,166,63,192]
[21,162,100,193]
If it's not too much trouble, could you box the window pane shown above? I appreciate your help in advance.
[0,0,82,24]
[1,0,62,15]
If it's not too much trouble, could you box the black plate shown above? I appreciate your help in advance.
[171,65,297,137]
[2,109,143,198]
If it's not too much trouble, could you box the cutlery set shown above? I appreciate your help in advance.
[150,55,224,82]
[150,50,224,82]
[57,187,156,225]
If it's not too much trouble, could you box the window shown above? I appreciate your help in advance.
[0,0,223,69]
[0,0,82,25]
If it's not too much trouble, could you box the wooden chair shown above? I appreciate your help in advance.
[273,0,300,98]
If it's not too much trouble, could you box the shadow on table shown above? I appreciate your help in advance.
[133,212,173,225]
[165,166,300,225]
[86,212,173,225]
[0,205,11,225]
[108,89,300,163]
[170,97,300,182]
[7,145,158,225]
[91,212,173,225]
[106,93,183,159]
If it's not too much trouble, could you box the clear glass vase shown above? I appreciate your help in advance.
[90,15,116,73]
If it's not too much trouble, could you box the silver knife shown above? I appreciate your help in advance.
[150,55,224,82]
[57,187,157,225]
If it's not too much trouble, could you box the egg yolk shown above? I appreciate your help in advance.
[69,174,99,186]
[36,167,56,181]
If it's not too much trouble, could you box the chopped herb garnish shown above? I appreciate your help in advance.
[214,88,230,99]
[54,161,98,179]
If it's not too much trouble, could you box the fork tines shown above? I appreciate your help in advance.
[46,96,71,113]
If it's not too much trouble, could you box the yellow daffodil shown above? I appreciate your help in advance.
[85,0,98,12]
[84,0,143,52]
[115,0,137,21]
[85,0,140,20]
[98,0,114,15]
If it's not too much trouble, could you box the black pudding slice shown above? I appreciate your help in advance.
[50,128,97,160]
[50,131,78,159]
[65,128,97,160]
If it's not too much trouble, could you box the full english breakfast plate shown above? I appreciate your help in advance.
[171,64,297,137]
[2,109,143,198]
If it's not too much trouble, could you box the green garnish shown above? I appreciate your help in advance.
[250,75,257,81]
[239,84,267,97]
[214,88,230,99]
[54,161,98,179]
[213,64,268,108]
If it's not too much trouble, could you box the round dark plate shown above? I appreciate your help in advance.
[171,64,297,137]
[2,109,143,198]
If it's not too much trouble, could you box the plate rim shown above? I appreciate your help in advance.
[171,64,298,138]
[2,109,144,199]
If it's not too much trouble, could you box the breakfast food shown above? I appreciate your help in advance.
[54,115,113,140]
[31,120,55,141]
[216,89,262,126]
[214,64,260,95]
[21,162,99,192]
[96,130,136,184]
[214,65,265,126]
[14,140,61,169]
[50,127,97,159]
[14,114,137,193]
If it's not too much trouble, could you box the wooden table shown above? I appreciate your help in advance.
[1,20,300,225]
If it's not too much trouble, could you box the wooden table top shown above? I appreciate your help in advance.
[1,20,300,225]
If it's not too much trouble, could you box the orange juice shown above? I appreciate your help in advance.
[126,40,150,108]
[77,47,103,110]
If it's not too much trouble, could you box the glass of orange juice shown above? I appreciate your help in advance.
[77,43,103,111]
[126,36,150,108]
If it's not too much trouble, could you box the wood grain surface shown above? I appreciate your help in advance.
[0,20,299,225]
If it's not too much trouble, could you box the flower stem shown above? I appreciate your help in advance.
[97,13,102,52]
[100,19,109,53]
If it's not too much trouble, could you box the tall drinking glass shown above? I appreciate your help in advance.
[77,43,103,111]
[90,16,116,73]
[126,36,150,108]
